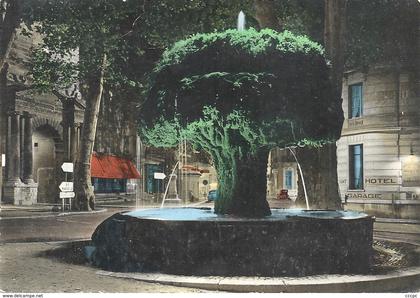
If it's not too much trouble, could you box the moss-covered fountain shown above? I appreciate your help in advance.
[91,29,374,276]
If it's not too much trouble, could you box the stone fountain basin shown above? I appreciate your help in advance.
[91,207,374,277]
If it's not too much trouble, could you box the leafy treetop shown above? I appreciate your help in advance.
[140,28,344,216]
[141,28,342,152]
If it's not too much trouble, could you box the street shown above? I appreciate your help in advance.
[0,201,419,293]
[0,204,216,293]
[0,208,122,243]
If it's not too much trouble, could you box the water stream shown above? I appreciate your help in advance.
[237,11,246,31]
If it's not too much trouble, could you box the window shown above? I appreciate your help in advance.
[349,144,363,190]
[349,83,363,118]
[284,169,293,189]
[92,178,127,193]
[145,164,164,193]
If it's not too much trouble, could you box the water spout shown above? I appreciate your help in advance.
[237,11,246,31]
[287,147,310,210]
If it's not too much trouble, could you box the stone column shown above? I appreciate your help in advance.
[6,111,22,184]
[3,110,25,204]
[61,98,75,162]
[272,169,279,194]
[14,111,39,205]
[73,122,82,159]
[61,98,75,182]
[22,112,35,184]
[70,124,78,162]
[19,114,24,180]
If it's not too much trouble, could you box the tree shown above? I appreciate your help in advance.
[140,29,342,217]
[254,0,281,31]
[345,0,418,70]
[23,0,146,210]
[292,0,418,209]
[0,0,21,71]
[23,0,254,211]
[291,0,346,210]
[250,0,343,209]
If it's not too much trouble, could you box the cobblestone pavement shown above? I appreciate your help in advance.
[0,242,214,293]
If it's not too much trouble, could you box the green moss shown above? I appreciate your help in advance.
[180,72,275,90]
[139,28,343,216]
[156,28,323,72]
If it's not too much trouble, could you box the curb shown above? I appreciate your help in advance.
[96,266,420,293]
[0,208,108,220]
[375,218,420,224]
[0,238,92,245]
[57,208,107,216]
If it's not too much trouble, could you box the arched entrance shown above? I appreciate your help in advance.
[32,123,62,203]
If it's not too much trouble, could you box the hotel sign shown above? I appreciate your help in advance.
[365,177,399,185]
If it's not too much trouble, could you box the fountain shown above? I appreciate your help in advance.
[91,18,374,277]
[237,11,246,31]
[92,208,373,276]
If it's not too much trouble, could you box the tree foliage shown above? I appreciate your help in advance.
[140,29,342,216]
[23,0,145,92]
[345,0,418,70]
[259,0,419,70]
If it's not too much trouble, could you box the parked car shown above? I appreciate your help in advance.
[277,189,291,200]
[207,189,219,201]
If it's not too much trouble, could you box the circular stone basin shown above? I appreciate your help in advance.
[91,208,374,276]
[124,208,369,221]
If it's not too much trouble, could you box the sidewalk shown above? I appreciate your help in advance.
[0,203,107,219]
[0,198,209,219]
[1,240,418,293]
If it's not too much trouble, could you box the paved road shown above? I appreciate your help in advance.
[0,208,123,243]
[0,205,215,292]
[0,202,419,293]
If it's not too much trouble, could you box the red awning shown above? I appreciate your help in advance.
[91,153,141,179]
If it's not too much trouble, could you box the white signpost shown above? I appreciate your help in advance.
[154,172,166,180]
[59,182,74,192]
[60,191,75,199]
[61,162,74,211]
[61,162,74,173]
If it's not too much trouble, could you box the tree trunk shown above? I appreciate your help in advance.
[295,0,347,210]
[74,53,107,211]
[0,0,21,71]
[254,0,282,32]
[295,144,341,209]
[324,0,347,97]
[214,148,271,217]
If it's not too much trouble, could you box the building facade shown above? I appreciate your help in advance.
[0,25,85,205]
[337,65,420,219]
[266,147,299,200]
[0,27,141,205]
[0,25,213,206]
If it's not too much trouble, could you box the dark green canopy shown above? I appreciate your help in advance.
[139,28,343,216]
